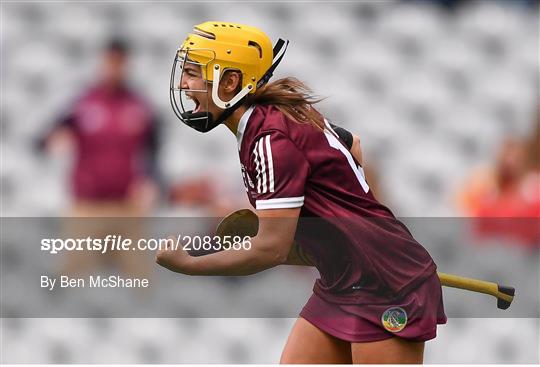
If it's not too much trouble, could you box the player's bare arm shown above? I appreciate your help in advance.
[156,207,300,275]
[350,134,362,165]
[330,124,362,165]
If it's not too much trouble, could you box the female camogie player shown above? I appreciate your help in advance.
[158,21,446,364]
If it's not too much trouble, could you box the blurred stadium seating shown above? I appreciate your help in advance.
[1,0,538,363]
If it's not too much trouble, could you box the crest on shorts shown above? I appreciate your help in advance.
[381,307,407,333]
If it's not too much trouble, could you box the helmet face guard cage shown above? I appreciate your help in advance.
[169,48,216,132]
[169,48,254,133]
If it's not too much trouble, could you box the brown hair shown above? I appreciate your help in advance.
[245,77,326,129]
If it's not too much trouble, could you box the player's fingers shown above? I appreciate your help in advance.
[155,236,175,264]
[155,248,165,264]
[166,236,176,250]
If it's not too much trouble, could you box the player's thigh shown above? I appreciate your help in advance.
[280,317,352,364]
[351,337,424,364]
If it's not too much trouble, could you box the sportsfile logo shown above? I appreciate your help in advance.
[40,234,252,254]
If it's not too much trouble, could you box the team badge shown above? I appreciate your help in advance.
[381,307,407,333]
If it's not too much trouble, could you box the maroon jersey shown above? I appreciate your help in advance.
[55,85,158,200]
[238,105,437,305]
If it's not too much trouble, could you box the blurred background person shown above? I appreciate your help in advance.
[39,38,161,217]
[458,138,528,217]
[38,38,162,276]
[457,110,540,247]
[522,109,540,208]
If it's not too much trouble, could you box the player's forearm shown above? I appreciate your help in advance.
[182,238,288,276]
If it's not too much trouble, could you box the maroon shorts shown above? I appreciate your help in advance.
[299,272,447,343]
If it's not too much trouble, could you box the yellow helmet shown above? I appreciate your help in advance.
[170,21,289,132]
[182,21,273,93]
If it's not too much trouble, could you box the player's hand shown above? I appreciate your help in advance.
[155,236,193,274]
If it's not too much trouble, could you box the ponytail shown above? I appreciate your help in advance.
[246,77,325,130]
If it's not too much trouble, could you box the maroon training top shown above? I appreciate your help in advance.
[55,84,158,201]
[237,104,437,305]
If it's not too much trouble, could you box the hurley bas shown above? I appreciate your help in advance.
[41,275,149,290]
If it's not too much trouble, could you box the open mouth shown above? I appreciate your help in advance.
[193,99,201,113]
[187,94,202,113]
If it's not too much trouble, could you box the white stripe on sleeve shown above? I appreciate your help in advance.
[265,135,275,193]
[253,141,262,194]
[255,196,305,210]
[258,137,267,193]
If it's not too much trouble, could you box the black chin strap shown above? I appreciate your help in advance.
[181,96,247,132]
[213,96,247,125]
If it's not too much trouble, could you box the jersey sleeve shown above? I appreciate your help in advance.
[249,131,310,210]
